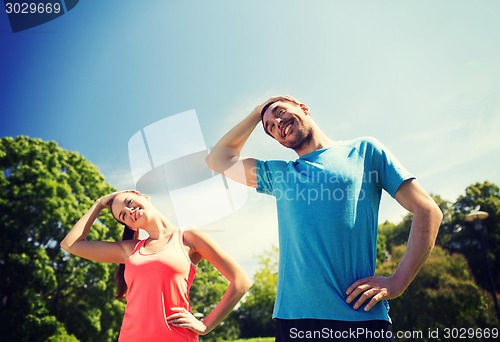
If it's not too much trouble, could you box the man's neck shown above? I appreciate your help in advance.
[294,127,334,156]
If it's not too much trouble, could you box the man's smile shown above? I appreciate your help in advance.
[281,120,293,139]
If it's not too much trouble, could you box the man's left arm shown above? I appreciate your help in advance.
[345,179,443,311]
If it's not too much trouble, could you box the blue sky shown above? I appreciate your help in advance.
[1,0,500,275]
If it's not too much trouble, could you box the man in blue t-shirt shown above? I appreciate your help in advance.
[206,95,442,341]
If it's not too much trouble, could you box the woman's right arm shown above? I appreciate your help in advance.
[60,194,136,263]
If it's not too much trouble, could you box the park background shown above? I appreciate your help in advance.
[1,1,499,341]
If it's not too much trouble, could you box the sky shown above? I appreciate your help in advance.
[1,0,500,277]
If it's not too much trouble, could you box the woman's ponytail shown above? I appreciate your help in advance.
[115,226,137,299]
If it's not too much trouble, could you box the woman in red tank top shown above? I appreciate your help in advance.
[61,190,252,342]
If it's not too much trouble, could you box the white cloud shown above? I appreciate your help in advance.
[102,166,136,191]
[197,192,280,278]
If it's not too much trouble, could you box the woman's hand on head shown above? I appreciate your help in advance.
[166,307,208,335]
[97,190,140,209]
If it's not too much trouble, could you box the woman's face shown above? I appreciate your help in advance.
[110,192,149,228]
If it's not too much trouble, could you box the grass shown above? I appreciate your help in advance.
[227,338,274,342]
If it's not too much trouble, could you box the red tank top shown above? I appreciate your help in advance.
[119,228,198,341]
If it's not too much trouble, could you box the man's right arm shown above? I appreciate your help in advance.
[207,95,298,187]
[207,96,290,188]
[205,105,261,188]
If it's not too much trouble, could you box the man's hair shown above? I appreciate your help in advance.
[260,100,279,121]
[260,98,302,122]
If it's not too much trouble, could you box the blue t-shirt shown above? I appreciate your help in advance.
[256,137,414,322]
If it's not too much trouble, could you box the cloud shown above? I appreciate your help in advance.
[196,191,280,278]
[101,166,135,190]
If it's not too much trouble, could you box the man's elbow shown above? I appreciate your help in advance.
[429,199,443,226]
[205,153,216,171]
[421,199,443,246]
[434,203,444,224]
[205,149,237,174]
[205,153,225,174]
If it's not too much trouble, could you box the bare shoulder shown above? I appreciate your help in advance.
[182,228,213,249]
[182,228,227,257]
[118,239,141,255]
[182,228,251,285]
[181,228,209,265]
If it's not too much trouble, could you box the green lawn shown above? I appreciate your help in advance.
[229,338,274,342]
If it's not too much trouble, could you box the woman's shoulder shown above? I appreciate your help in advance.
[181,228,222,252]
[179,228,205,265]
[181,228,205,245]
[119,238,143,255]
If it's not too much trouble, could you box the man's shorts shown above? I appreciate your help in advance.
[275,318,395,342]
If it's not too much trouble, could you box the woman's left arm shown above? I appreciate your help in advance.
[167,229,252,335]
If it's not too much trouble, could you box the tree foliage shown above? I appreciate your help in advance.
[378,186,500,330]
[379,194,450,256]
[0,136,124,341]
[439,181,500,292]
[377,221,395,266]
[377,245,496,339]
[190,258,240,341]
[237,245,278,338]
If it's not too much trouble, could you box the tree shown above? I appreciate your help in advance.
[0,136,124,341]
[440,181,500,292]
[377,221,394,266]
[237,246,278,338]
[189,259,240,341]
[379,195,450,256]
[377,245,496,340]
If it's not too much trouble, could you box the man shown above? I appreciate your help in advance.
[206,95,442,341]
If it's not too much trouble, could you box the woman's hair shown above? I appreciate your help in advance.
[108,191,148,299]
[115,225,137,299]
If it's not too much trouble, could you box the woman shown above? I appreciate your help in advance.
[60,190,252,341]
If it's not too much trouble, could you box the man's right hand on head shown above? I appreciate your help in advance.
[254,95,300,118]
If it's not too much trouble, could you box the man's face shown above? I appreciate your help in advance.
[261,100,312,150]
